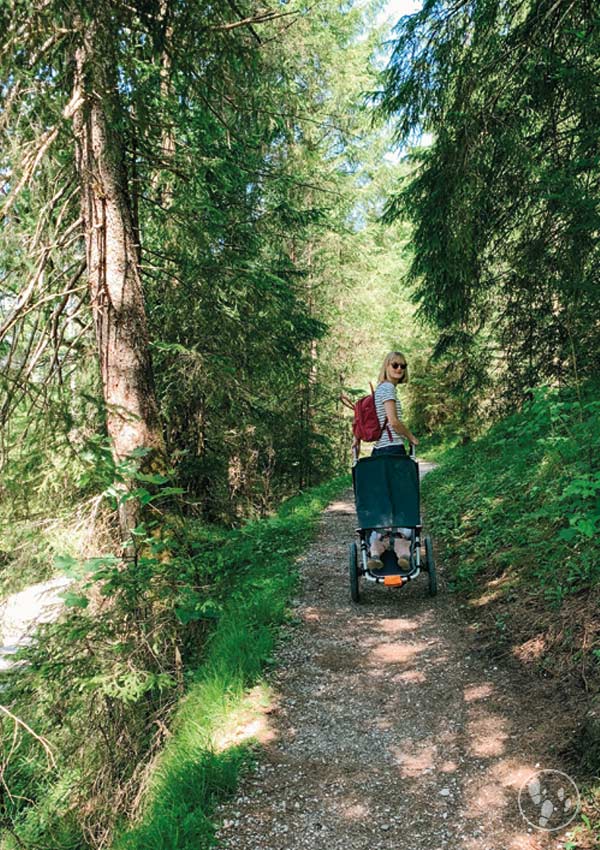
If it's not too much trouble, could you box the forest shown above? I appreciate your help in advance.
[0,0,599,847]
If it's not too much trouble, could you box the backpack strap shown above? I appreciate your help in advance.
[372,382,394,444]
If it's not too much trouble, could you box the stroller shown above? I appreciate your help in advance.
[349,445,437,602]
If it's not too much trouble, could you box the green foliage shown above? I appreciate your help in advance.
[379,0,600,424]
[424,383,600,850]
[0,0,402,524]
[115,746,249,850]
[0,475,349,850]
[0,1,470,847]
[423,384,600,606]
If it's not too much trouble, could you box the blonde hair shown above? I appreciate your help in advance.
[377,351,409,384]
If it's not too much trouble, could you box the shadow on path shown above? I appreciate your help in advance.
[215,488,572,850]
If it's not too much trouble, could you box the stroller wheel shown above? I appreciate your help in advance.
[349,542,360,603]
[425,535,437,596]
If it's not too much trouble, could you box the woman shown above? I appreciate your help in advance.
[366,350,418,570]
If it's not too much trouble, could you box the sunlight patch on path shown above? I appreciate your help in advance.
[215,481,568,850]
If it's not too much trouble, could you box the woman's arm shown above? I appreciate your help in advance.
[384,399,419,445]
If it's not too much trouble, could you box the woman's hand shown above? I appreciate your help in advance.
[409,434,419,446]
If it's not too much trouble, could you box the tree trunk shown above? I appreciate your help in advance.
[71,6,165,535]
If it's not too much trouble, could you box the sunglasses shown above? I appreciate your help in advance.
[391,362,407,370]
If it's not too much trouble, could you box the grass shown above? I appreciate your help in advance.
[422,386,600,605]
[111,474,350,850]
[0,474,350,850]
[421,385,600,848]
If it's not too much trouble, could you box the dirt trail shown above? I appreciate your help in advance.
[215,477,576,850]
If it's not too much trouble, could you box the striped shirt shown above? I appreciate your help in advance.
[374,381,404,448]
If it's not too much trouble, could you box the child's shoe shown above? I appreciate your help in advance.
[397,556,412,574]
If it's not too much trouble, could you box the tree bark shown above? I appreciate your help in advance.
[71,6,165,535]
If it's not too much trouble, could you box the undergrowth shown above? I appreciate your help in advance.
[423,385,600,605]
[0,432,122,598]
[0,475,349,850]
[422,384,600,847]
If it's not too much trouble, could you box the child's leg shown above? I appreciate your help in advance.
[368,531,390,569]
[393,536,411,560]
[370,535,387,557]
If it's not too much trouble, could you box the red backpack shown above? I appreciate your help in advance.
[341,383,392,443]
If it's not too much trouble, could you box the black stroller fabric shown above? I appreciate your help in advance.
[352,455,420,529]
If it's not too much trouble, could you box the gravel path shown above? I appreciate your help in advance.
[215,473,575,850]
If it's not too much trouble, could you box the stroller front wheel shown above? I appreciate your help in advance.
[349,542,360,603]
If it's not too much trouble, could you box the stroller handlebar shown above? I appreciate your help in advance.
[352,440,417,467]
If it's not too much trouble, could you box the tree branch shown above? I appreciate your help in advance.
[212,7,297,32]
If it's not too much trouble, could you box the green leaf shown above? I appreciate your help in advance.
[118,487,152,506]
[83,555,121,573]
[54,554,80,576]
[134,472,171,484]
[174,607,203,624]
[128,447,152,459]
[151,486,185,499]
[60,591,89,609]
[151,340,192,354]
